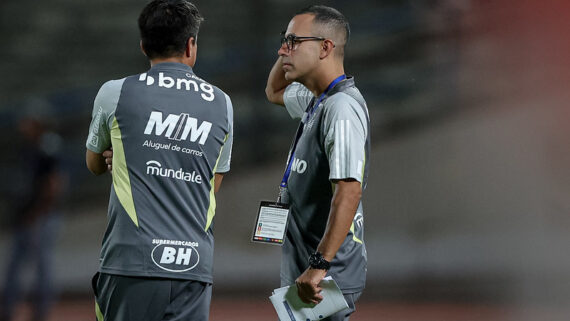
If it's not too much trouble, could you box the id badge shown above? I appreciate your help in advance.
[251,201,290,245]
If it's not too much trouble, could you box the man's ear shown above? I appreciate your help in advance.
[186,37,196,58]
[140,40,147,57]
[319,39,335,59]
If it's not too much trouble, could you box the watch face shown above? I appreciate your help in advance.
[309,252,330,270]
[309,253,319,265]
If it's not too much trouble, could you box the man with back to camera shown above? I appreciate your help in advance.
[265,5,370,321]
[85,1,233,320]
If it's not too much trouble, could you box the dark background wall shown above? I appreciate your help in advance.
[1,0,569,310]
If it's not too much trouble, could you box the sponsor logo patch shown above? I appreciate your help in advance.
[354,212,363,228]
[139,72,215,102]
[291,157,307,174]
[144,111,212,145]
[146,160,202,184]
[151,240,200,272]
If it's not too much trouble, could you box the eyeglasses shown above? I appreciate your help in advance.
[280,32,325,51]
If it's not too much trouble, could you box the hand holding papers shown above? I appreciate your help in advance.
[270,276,348,321]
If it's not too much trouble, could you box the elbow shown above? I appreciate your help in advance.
[333,179,362,206]
[86,149,107,176]
[92,169,106,176]
[349,187,362,204]
[265,85,275,103]
[87,164,106,176]
[86,158,107,176]
[265,86,285,106]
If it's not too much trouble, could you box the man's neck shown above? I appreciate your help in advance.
[150,56,186,67]
[304,64,345,97]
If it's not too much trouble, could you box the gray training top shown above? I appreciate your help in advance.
[281,78,369,293]
[86,62,233,283]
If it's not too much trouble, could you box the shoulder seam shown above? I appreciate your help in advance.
[324,92,363,115]
[103,78,126,125]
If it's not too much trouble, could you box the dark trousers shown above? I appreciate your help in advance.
[93,272,212,321]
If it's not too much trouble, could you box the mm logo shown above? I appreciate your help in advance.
[291,158,307,174]
[151,244,200,272]
[144,111,212,145]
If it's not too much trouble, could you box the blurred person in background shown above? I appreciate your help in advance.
[0,105,64,321]
[265,5,370,320]
[85,0,233,320]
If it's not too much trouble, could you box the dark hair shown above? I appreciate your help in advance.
[138,0,204,59]
[296,5,350,46]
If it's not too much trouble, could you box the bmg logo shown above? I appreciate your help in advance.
[139,72,215,102]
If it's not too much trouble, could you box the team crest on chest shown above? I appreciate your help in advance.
[304,104,321,131]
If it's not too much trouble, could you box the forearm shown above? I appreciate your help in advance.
[265,57,291,106]
[317,180,362,261]
[86,149,107,175]
[214,173,224,193]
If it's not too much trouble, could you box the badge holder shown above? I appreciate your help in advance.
[251,201,290,245]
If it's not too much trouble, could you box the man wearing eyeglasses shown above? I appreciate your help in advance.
[266,5,370,321]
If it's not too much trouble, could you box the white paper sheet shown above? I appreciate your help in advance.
[269,276,349,321]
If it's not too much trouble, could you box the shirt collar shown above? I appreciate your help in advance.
[327,76,355,96]
[149,62,194,74]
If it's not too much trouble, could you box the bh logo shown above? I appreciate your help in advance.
[151,244,200,272]
[291,157,307,174]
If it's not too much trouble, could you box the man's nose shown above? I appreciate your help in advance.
[278,43,289,56]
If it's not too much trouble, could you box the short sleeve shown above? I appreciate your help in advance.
[283,82,314,120]
[216,93,233,173]
[323,93,368,183]
[86,79,124,153]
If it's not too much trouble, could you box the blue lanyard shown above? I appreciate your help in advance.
[280,74,346,188]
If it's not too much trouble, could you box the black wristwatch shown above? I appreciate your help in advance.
[308,251,331,270]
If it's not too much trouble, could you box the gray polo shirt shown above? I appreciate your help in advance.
[281,78,369,293]
[86,62,233,283]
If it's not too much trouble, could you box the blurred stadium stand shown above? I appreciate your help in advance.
[1,0,570,314]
